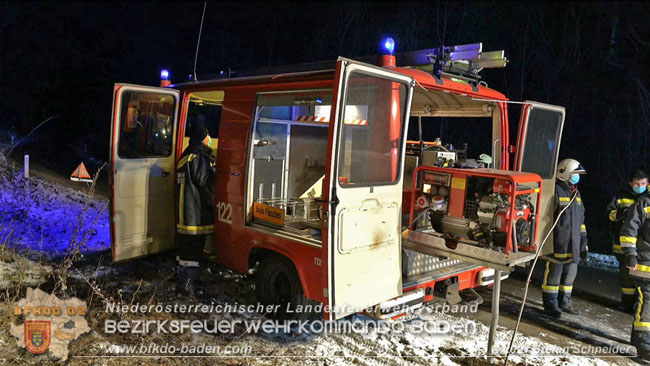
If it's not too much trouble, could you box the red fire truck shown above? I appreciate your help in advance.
[109,40,565,320]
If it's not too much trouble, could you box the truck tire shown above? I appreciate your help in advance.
[255,255,321,320]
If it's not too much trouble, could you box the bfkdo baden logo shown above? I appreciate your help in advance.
[24,320,51,354]
[11,288,90,360]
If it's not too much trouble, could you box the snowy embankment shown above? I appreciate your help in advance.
[0,153,110,257]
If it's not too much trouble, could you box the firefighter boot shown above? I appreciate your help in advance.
[632,331,650,365]
[558,293,579,315]
[542,292,562,319]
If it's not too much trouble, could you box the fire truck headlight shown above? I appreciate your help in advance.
[382,37,395,55]
[160,69,170,80]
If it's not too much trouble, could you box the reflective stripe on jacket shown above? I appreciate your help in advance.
[620,195,650,271]
[176,143,216,235]
[553,181,587,263]
[607,186,646,254]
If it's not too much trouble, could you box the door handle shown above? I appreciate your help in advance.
[161,171,170,177]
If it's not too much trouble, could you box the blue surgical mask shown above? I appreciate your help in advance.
[569,174,580,185]
[207,136,212,146]
[633,185,647,195]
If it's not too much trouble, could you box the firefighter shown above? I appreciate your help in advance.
[620,181,650,364]
[607,170,649,313]
[175,123,216,296]
[541,158,588,318]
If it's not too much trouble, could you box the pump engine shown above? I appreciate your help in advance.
[409,167,542,254]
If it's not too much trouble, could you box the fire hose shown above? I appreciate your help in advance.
[503,191,578,366]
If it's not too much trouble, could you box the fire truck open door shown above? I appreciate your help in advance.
[110,84,180,262]
[515,101,565,254]
[324,58,414,320]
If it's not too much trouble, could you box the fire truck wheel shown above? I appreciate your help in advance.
[255,255,320,320]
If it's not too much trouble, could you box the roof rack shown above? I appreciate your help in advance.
[395,43,508,85]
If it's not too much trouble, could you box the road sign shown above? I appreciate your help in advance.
[70,162,93,183]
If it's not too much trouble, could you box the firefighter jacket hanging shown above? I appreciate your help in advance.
[176,143,216,235]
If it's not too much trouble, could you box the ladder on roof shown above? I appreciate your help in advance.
[396,43,508,85]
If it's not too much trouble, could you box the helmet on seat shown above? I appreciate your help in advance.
[556,158,586,182]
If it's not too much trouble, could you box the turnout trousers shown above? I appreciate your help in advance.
[176,233,207,292]
[541,260,578,308]
[617,253,638,310]
[633,278,650,358]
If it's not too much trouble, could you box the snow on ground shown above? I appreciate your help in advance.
[0,254,50,290]
[0,153,110,257]
[222,304,618,366]
[582,253,619,272]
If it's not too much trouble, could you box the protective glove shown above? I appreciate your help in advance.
[580,249,588,261]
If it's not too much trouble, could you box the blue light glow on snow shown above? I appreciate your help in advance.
[0,163,110,257]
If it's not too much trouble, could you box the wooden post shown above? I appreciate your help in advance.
[24,154,30,178]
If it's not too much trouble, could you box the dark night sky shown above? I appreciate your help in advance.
[1,1,650,252]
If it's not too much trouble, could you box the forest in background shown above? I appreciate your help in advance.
[1,1,649,253]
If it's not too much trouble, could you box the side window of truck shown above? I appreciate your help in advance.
[519,107,563,179]
[183,91,224,153]
[118,92,175,158]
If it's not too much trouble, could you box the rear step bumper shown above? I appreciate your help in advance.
[371,288,425,319]
[478,267,510,286]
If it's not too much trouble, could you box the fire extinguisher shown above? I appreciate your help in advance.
[125,102,137,132]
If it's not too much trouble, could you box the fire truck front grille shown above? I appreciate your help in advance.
[403,249,463,277]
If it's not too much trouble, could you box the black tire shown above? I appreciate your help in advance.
[255,255,321,320]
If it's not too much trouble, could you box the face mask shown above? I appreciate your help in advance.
[569,174,580,185]
[633,185,647,195]
[207,136,212,147]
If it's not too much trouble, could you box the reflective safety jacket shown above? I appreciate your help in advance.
[553,181,588,263]
[176,143,216,235]
[607,185,648,254]
[620,195,650,271]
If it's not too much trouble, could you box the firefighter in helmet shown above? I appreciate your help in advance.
[175,123,216,296]
[541,158,588,318]
[607,170,649,313]
[620,174,650,364]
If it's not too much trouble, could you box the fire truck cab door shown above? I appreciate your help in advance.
[110,84,180,262]
[325,58,414,320]
[515,101,565,251]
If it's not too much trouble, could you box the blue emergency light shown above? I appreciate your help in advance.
[160,69,170,80]
[382,37,395,55]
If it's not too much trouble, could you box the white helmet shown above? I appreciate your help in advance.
[557,158,586,182]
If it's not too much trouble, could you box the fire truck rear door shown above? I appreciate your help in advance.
[325,58,414,320]
[110,84,180,262]
[515,101,565,251]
